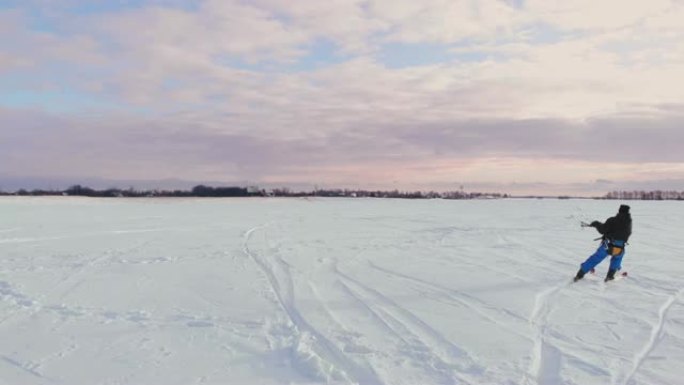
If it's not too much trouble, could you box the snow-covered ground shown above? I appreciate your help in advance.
[0,197,682,385]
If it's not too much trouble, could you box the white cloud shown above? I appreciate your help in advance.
[249,0,388,53]
[82,0,684,123]
[525,0,673,30]
[370,0,525,44]
[7,0,680,124]
[94,1,309,61]
[0,9,107,79]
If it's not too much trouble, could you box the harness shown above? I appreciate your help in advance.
[594,237,626,256]
[607,239,626,256]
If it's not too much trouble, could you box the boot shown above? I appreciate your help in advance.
[573,268,586,282]
[605,269,616,282]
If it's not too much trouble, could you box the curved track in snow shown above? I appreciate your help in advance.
[243,224,382,385]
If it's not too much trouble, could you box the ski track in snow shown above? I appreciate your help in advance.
[335,270,483,385]
[243,223,488,384]
[243,224,383,385]
[525,282,566,385]
[1,355,52,382]
[618,287,684,385]
[367,261,532,342]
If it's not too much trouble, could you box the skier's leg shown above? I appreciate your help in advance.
[609,251,625,271]
[605,250,625,281]
[575,244,609,281]
[580,244,609,273]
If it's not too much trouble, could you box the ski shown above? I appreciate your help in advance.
[605,271,628,282]
[572,270,627,283]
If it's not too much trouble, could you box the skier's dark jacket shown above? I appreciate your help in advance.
[590,205,632,242]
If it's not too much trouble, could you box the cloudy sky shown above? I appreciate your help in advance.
[2,0,684,195]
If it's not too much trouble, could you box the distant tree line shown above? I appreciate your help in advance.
[605,190,684,200]
[302,188,507,200]
[0,185,263,198]
[0,185,508,199]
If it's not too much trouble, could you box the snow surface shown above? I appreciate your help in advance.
[0,197,682,385]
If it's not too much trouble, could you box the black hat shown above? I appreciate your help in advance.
[619,205,630,214]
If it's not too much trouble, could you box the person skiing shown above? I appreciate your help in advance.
[574,205,632,282]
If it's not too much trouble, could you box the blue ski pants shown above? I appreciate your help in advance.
[580,240,625,273]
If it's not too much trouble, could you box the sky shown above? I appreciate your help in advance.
[1,0,684,196]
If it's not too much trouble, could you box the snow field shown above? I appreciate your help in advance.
[1,197,683,385]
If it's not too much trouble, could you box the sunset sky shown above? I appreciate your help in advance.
[2,0,684,195]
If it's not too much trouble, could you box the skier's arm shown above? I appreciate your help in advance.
[590,220,606,234]
[592,217,617,235]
